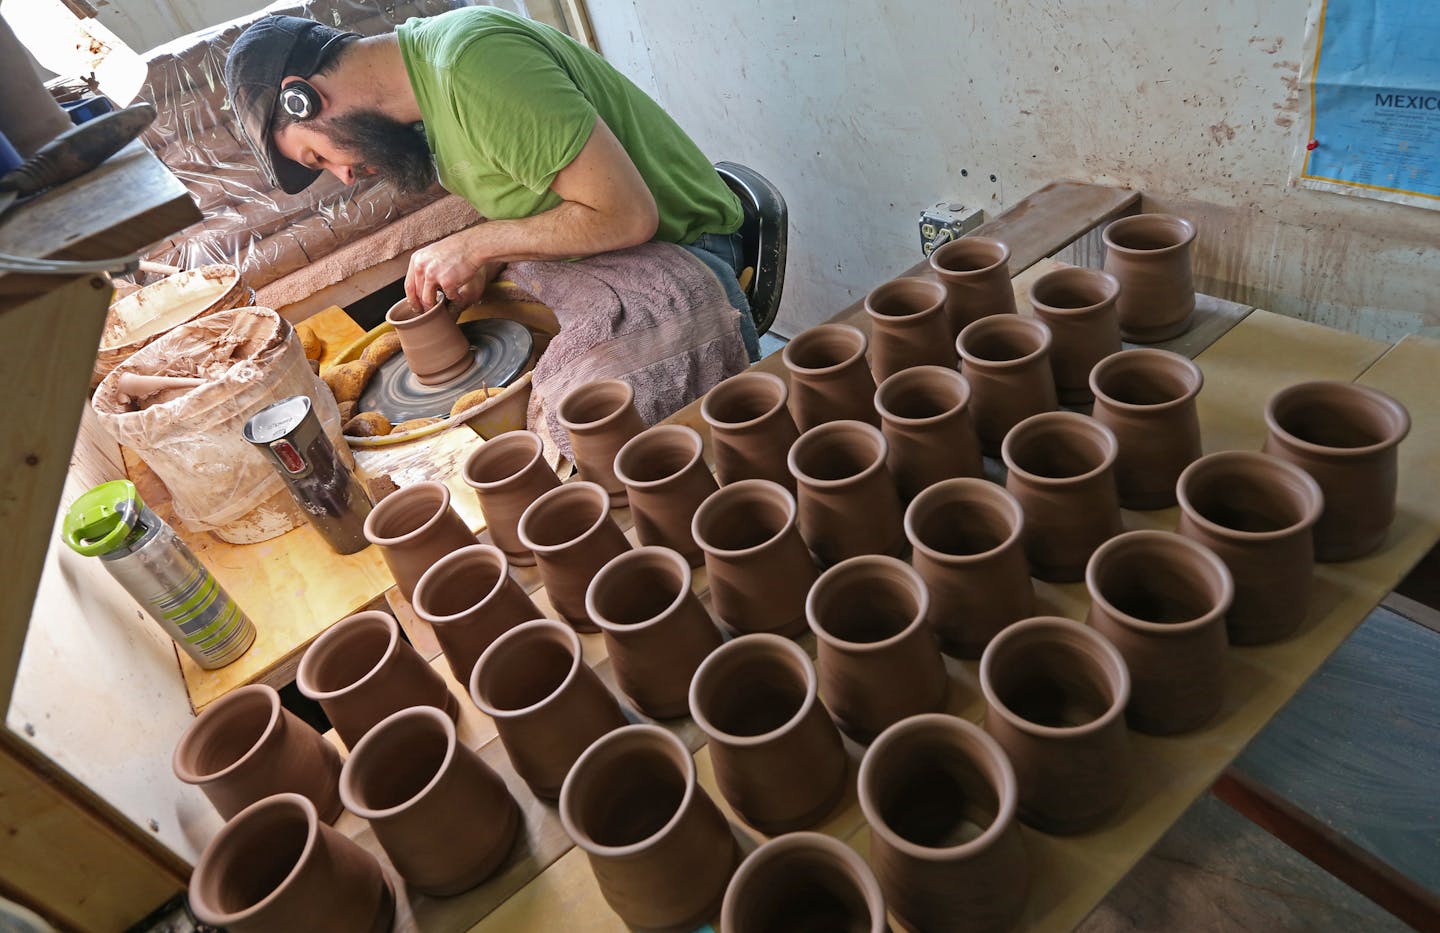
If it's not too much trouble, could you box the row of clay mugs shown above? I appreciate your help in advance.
[917,217,1196,345]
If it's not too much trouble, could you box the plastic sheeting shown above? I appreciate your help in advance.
[135,0,517,290]
[92,307,349,544]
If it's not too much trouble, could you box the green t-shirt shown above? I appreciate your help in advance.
[396,7,741,244]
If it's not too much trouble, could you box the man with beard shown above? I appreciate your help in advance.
[224,8,753,352]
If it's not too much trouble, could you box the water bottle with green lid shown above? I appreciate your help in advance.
[62,480,256,670]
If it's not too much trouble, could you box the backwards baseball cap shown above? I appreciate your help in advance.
[224,15,360,194]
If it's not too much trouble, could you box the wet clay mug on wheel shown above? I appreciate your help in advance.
[387,297,471,386]
[1262,380,1410,562]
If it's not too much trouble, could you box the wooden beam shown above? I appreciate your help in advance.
[0,273,113,709]
[1213,770,1440,931]
[0,727,185,932]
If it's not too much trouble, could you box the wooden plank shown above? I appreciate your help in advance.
[0,143,201,301]
[296,305,368,370]
[0,727,185,932]
[1224,605,1440,919]
[0,274,113,710]
[275,253,411,325]
[130,427,493,712]
[1213,770,1440,931]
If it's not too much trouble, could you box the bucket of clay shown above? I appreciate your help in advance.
[92,307,350,545]
[92,264,249,387]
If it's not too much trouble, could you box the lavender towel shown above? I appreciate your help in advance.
[501,241,749,457]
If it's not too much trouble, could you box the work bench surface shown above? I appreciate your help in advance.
[130,182,1440,931]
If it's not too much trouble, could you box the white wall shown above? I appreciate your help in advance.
[589,0,1440,339]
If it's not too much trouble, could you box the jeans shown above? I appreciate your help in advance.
[684,231,762,363]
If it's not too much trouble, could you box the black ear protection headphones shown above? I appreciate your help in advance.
[279,79,321,121]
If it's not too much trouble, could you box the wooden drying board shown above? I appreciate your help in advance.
[459,317,1440,933]
[126,423,492,712]
[315,259,1428,933]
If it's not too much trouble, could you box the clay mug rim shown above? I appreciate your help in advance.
[719,831,887,933]
[295,611,402,703]
[857,713,1020,860]
[1263,380,1411,459]
[556,378,636,434]
[700,371,789,431]
[928,236,1010,277]
[338,705,458,821]
[1101,213,1196,256]
[385,295,450,326]
[781,323,868,378]
[688,633,821,749]
[787,419,890,490]
[1088,348,1203,415]
[979,616,1131,741]
[874,365,972,428]
[1176,451,1324,543]
[956,313,1052,371]
[904,477,1024,566]
[515,481,613,555]
[585,545,694,636]
[864,276,948,323]
[1028,266,1120,317]
[462,430,546,491]
[363,480,455,547]
[189,791,323,926]
[692,479,797,559]
[468,618,585,718]
[612,424,706,491]
[558,723,701,857]
[1085,530,1235,637]
[806,555,932,654]
[172,683,282,785]
[411,543,512,626]
[1001,410,1118,487]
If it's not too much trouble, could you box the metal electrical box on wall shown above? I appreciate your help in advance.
[918,202,985,257]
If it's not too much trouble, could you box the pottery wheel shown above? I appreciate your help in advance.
[358,319,533,423]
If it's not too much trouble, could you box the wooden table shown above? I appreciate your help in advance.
[307,183,1440,931]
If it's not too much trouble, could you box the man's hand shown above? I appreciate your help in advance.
[405,230,503,309]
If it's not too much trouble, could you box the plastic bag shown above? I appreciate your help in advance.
[92,307,349,544]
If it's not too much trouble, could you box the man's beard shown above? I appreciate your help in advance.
[324,109,437,194]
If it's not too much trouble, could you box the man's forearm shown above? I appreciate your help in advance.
[462,197,657,264]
